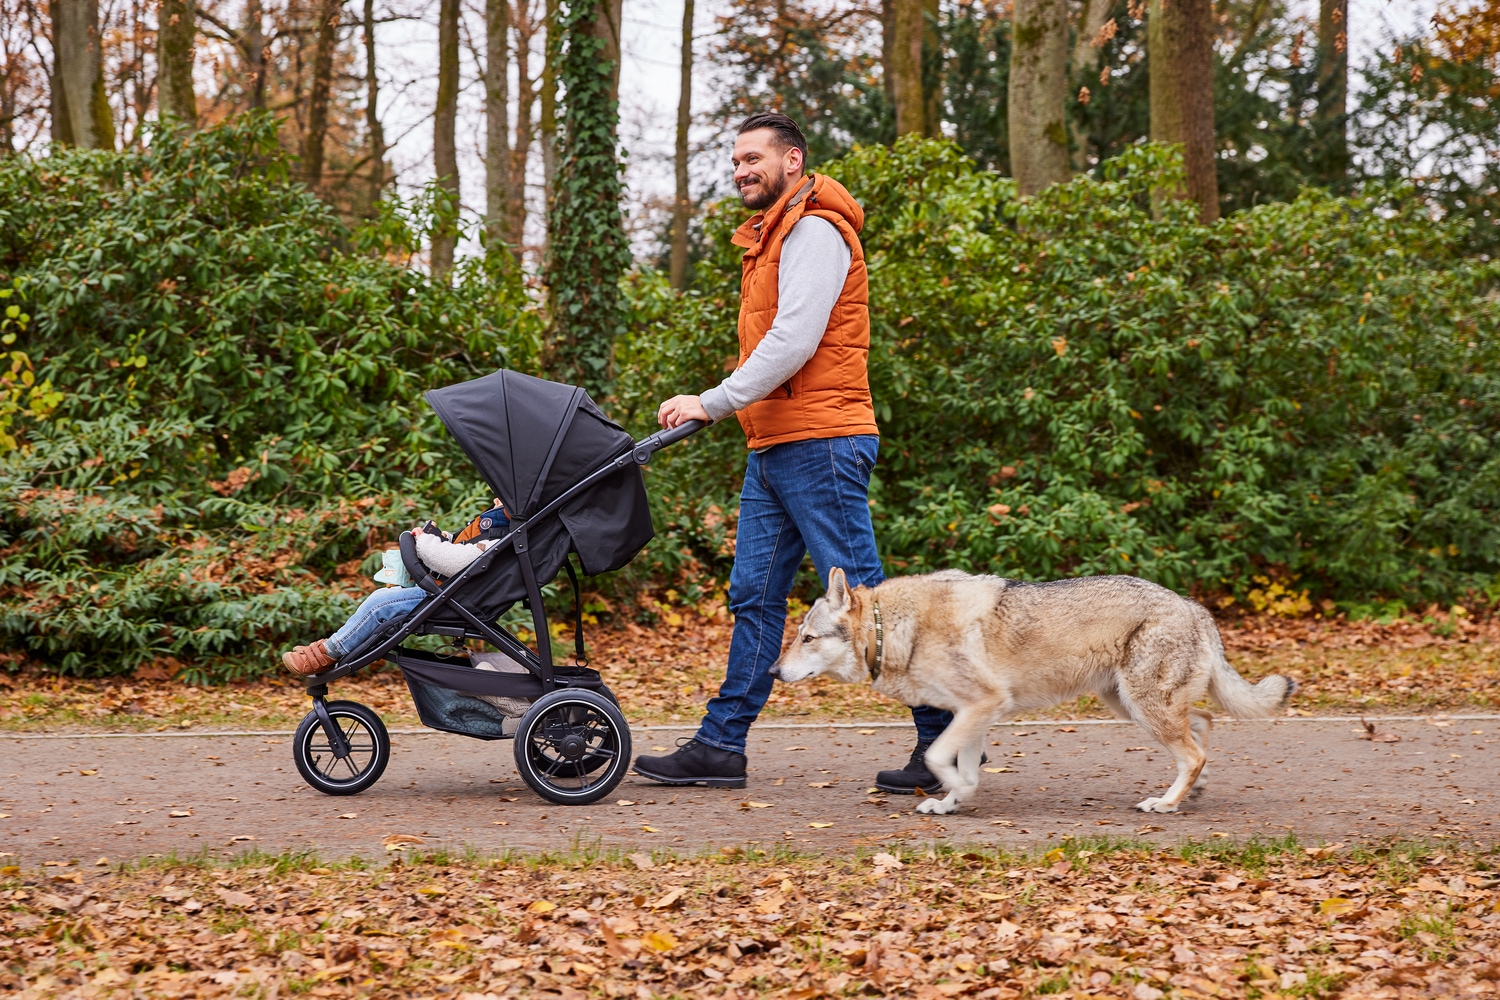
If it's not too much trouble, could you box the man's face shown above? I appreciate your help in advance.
[732,129,804,210]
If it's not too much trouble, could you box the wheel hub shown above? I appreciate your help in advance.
[558,733,588,760]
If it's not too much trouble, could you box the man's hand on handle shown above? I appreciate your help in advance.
[658,395,710,429]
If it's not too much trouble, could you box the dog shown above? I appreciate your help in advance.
[770,568,1295,816]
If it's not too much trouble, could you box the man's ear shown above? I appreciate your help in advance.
[827,567,849,610]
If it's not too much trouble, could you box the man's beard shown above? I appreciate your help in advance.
[740,170,789,210]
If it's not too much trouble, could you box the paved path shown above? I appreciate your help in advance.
[3,719,1497,865]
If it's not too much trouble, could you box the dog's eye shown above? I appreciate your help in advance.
[802,634,814,643]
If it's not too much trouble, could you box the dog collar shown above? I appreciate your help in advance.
[867,602,884,682]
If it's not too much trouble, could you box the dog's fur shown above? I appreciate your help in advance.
[771,569,1295,816]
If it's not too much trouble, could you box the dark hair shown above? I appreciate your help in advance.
[737,112,809,163]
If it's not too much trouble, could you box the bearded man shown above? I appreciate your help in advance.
[633,112,954,792]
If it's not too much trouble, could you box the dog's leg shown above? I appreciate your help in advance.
[915,708,990,815]
[1132,715,1207,814]
[1188,708,1213,795]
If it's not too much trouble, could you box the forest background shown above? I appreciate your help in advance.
[0,0,1498,682]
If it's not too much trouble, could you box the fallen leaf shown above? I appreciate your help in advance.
[983,766,1016,773]
[527,899,556,913]
[1359,717,1401,742]
[1320,897,1357,916]
[338,813,358,819]
[78,769,97,775]
[615,800,636,806]
[784,746,809,751]
[641,825,660,833]
[419,886,447,897]
[216,888,256,907]
[809,822,834,829]
[382,834,424,851]
[649,888,686,909]
[641,929,678,952]
[626,852,654,870]
[168,809,192,818]
[741,801,773,809]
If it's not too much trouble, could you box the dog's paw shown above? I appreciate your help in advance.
[1134,797,1179,814]
[916,796,957,815]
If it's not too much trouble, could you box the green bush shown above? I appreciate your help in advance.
[0,117,540,678]
[4,123,1498,680]
[622,137,1500,605]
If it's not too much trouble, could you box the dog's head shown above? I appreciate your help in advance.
[769,567,866,685]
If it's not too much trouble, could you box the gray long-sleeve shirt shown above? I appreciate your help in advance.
[699,216,852,423]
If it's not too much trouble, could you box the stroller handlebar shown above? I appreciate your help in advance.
[631,418,707,464]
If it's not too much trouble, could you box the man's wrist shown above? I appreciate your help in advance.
[700,386,735,423]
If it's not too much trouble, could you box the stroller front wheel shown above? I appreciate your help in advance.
[293,700,391,795]
[512,688,632,805]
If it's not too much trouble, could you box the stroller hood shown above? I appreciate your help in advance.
[425,370,654,577]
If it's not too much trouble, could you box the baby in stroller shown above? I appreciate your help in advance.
[282,500,511,675]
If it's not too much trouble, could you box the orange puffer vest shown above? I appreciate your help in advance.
[729,173,878,450]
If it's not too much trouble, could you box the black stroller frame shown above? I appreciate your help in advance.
[289,370,703,806]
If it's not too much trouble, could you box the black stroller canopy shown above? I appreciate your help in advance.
[426,369,654,577]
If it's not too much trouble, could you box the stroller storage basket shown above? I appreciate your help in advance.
[392,648,608,741]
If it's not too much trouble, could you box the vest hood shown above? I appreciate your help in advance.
[732,172,864,250]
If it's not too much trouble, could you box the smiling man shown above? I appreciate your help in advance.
[636,112,954,791]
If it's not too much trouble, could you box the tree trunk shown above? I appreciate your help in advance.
[303,0,341,186]
[1314,0,1347,182]
[1007,0,1068,194]
[887,0,923,135]
[432,0,460,279]
[669,0,692,289]
[1068,0,1112,172]
[1148,0,1218,221]
[880,0,894,111]
[245,0,267,110]
[588,0,623,104]
[540,0,558,240]
[363,0,386,200]
[484,0,516,256]
[921,0,939,137]
[52,0,113,148]
[513,0,537,253]
[157,0,198,127]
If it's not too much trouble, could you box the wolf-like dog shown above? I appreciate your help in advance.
[770,568,1295,816]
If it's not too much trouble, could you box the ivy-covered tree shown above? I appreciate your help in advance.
[544,0,632,398]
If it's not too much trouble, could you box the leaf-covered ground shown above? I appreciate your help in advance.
[3,612,1498,734]
[2,839,1497,999]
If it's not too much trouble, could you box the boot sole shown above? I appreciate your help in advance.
[631,765,747,789]
[873,782,936,796]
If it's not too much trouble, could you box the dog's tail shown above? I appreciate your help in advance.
[1206,639,1297,719]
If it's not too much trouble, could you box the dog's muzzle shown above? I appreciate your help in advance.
[767,663,782,680]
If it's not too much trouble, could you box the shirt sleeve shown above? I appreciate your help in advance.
[699,216,853,422]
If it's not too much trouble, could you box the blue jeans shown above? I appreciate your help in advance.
[325,587,425,658]
[695,435,952,754]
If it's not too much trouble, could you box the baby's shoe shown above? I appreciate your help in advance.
[282,639,335,675]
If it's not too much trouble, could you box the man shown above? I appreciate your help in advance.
[633,112,952,793]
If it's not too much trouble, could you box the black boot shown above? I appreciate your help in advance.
[633,737,747,788]
[874,742,986,795]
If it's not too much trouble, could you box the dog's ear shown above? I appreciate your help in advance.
[826,567,849,610]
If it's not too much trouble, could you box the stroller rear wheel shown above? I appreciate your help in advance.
[293,700,391,795]
[512,689,631,805]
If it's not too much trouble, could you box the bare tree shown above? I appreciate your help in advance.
[303,0,342,185]
[52,0,114,147]
[886,0,924,135]
[1314,0,1347,181]
[1008,0,1068,193]
[511,0,539,248]
[158,0,197,126]
[484,0,516,257]
[362,0,385,198]
[539,0,557,228]
[668,0,691,288]
[431,0,460,278]
[1068,0,1113,171]
[0,0,50,152]
[1148,0,1218,220]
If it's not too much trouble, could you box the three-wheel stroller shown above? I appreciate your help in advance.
[290,369,702,805]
